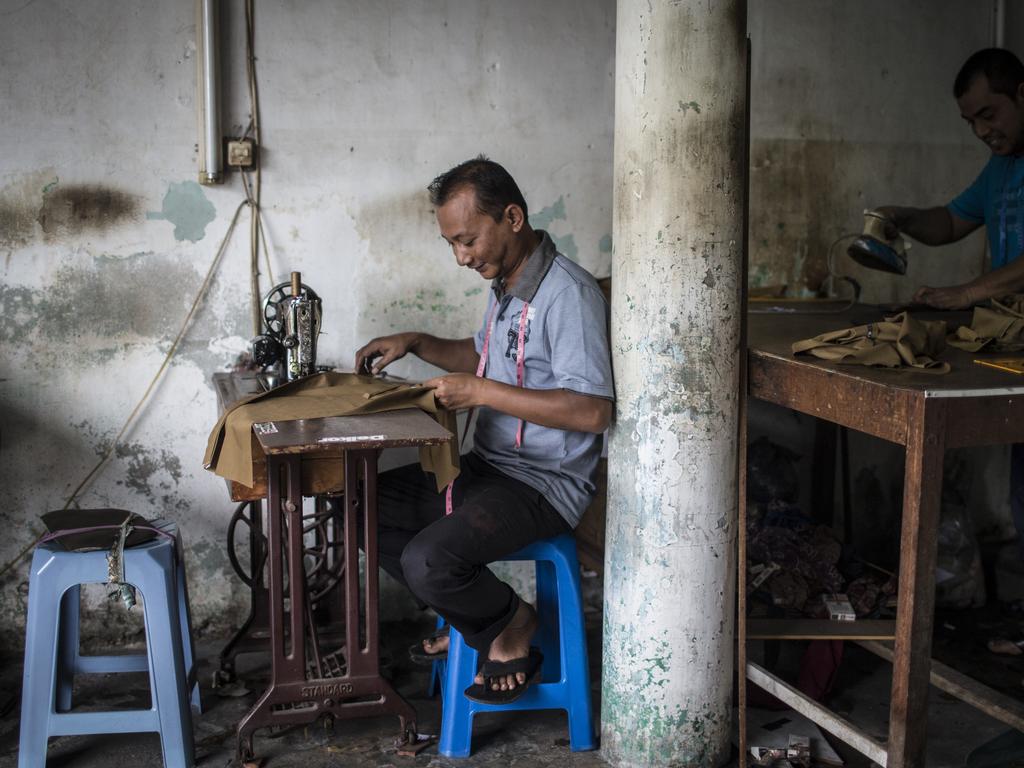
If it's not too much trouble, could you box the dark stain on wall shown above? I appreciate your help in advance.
[0,254,200,347]
[114,441,184,497]
[749,138,850,295]
[0,170,54,246]
[37,185,140,241]
[0,199,37,247]
[0,174,140,247]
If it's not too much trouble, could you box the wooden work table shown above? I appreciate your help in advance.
[741,306,1024,768]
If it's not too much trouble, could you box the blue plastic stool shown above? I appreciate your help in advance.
[437,533,596,757]
[18,519,201,768]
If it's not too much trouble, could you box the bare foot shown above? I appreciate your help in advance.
[474,599,538,692]
[422,632,449,656]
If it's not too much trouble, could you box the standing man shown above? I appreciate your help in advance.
[876,48,1024,309]
[874,48,1024,567]
[354,157,614,702]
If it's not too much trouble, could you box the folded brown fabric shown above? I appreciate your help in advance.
[204,371,458,492]
[791,312,950,374]
[947,294,1024,352]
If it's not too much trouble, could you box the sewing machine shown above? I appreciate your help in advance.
[250,271,323,386]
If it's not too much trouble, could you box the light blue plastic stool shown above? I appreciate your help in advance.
[18,519,201,768]
[437,533,596,757]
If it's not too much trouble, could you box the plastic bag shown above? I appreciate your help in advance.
[935,451,986,609]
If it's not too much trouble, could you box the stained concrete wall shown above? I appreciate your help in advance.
[0,0,615,652]
[749,1,1008,301]
[0,0,1018,653]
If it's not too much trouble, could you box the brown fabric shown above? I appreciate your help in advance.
[204,372,459,492]
[791,312,950,374]
[948,294,1024,352]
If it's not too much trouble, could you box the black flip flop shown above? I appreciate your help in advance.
[463,647,543,704]
[408,627,449,665]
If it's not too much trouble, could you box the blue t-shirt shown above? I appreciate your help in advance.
[948,154,1024,269]
[471,231,614,528]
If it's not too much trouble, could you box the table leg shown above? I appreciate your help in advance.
[888,396,946,768]
[237,453,305,763]
[341,449,418,733]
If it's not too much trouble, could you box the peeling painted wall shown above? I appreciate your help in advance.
[0,0,615,652]
[1,0,1017,660]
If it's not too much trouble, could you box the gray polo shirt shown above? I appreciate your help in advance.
[472,231,614,527]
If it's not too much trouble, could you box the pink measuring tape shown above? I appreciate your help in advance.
[444,300,529,515]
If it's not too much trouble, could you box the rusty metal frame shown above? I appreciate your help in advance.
[236,449,416,763]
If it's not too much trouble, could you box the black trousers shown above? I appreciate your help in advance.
[376,452,570,653]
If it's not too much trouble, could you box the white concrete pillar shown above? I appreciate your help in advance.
[601,1,746,766]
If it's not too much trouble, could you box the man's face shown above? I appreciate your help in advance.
[436,187,521,281]
[958,74,1024,156]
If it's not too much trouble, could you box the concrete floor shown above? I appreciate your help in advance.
[0,614,612,768]
[2,603,1024,767]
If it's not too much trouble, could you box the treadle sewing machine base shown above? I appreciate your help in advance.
[237,449,416,761]
[234,412,452,763]
[217,496,348,685]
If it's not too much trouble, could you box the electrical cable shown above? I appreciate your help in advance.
[240,170,275,283]
[0,201,250,582]
[244,0,264,337]
[241,173,274,279]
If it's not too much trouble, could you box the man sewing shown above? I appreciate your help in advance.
[354,157,614,702]
[874,47,1024,574]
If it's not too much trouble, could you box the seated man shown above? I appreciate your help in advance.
[354,157,614,702]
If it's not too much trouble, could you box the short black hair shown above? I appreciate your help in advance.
[954,48,1024,99]
[428,155,529,222]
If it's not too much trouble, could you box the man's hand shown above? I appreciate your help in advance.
[354,333,419,375]
[911,284,975,310]
[424,377,612,432]
[872,206,902,240]
[424,373,487,410]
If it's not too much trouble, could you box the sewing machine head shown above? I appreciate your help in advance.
[251,271,323,383]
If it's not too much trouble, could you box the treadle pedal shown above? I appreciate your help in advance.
[306,646,347,679]
[396,733,435,756]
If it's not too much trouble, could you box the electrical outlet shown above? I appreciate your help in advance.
[226,138,256,168]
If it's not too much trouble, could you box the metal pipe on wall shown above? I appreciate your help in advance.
[196,0,222,185]
[994,0,1006,48]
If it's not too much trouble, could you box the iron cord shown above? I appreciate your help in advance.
[748,232,861,315]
